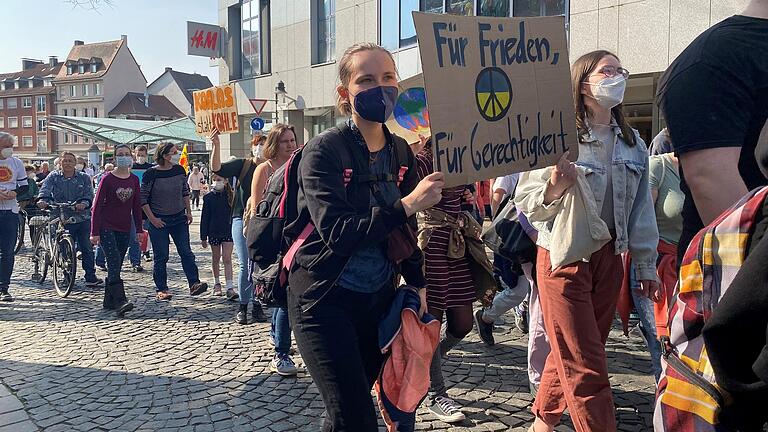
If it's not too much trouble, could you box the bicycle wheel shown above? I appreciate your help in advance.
[31,228,49,284]
[53,235,77,298]
[14,213,25,254]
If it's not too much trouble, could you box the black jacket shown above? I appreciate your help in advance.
[287,124,426,311]
[200,190,233,241]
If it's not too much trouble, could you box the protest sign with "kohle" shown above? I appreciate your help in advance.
[193,84,239,136]
[413,12,578,187]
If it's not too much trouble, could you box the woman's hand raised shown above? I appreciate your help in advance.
[402,172,444,217]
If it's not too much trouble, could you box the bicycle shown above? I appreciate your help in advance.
[14,207,27,254]
[29,202,79,297]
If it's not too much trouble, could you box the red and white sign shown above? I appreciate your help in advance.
[187,21,222,58]
[249,99,268,116]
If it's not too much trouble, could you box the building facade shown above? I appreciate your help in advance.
[0,58,62,159]
[53,36,147,153]
[148,67,214,117]
[215,0,750,155]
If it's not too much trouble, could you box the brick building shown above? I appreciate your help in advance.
[0,57,62,159]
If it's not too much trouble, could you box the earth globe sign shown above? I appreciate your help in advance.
[394,87,431,134]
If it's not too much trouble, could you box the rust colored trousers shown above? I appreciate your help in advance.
[532,243,623,432]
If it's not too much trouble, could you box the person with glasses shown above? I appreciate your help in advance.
[141,143,208,300]
[516,50,659,432]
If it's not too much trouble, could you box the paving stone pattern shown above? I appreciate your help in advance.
[0,215,657,431]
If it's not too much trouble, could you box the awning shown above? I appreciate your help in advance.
[48,115,204,145]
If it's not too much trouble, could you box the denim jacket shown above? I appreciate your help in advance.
[515,126,659,281]
[38,170,94,224]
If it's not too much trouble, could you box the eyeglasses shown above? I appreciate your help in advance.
[591,66,630,79]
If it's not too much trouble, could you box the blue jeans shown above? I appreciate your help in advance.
[0,210,18,292]
[271,306,292,355]
[629,262,662,381]
[95,245,106,267]
[146,212,200,292]
[127,219,141,266]
[66,220,97,282]
[231,217,253,305]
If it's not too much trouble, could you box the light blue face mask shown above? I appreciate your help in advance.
[115,155,133,168]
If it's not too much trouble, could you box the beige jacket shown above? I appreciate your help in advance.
[514,166,612,268]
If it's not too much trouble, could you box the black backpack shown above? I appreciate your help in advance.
[248,124,409,307]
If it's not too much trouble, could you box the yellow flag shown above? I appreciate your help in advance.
[179,143,189,173]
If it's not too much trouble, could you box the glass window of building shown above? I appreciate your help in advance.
[479,0,509,16]
[79,64,85,74]
[36,96,46,112]
[8,117,18,128]
[315,0,336,64]
[37,136,47,153]
[22,116,32,128]
[241,0,271,78]
[82,84,89,97]
[37,118,47,132]
[0,99,3,109]
[446,0,474,15]
[23,136,33,147]
[95,83,102,95]
[513,0,566,17]
[22,97,32,108]
[92,108,98,118]
[70,85,76,97]
[0,118,4,128]
[7,98,17,109]
[90,63,98,73]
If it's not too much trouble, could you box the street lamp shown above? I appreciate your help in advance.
[274,80,287,124]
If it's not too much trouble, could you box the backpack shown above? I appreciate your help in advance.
[249,124,409,307]
[654,186,768,432]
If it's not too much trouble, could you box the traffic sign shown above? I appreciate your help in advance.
[249,99,268,116]
[250,117,265,131]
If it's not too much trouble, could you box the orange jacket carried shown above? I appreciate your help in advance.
[375,286,440,432]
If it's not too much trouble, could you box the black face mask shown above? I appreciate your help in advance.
[351,86,399,123]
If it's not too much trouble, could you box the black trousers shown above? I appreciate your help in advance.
[288,278,394,432]
[191,190,201,208]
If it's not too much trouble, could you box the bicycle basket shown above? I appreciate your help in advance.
[28,216,48,227]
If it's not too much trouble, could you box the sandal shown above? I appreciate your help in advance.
[213,283,223,296]
[226,288,239,301]
[156,291,173,301]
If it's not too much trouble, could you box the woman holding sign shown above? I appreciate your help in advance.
[515,50,659,432]
[287,43,444,431]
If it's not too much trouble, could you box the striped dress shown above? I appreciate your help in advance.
[416,148,476,311]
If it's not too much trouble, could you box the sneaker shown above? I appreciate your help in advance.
[226,288,239,302]
[85,277,104,287]
[428,396,465,423]
[132,264,144,273]
[156,291,173,301]
[236,309,248,325]
[513,302,529,334]
[190,282,208,296]
[474,309,495,346]
[0,292,13,302]
[270,354,298,376]
[251,302,268,323]
[212,283,223,296]
[143,251,152,262]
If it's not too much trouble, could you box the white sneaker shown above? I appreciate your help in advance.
[269,354,298,376]
[428,395,465,423]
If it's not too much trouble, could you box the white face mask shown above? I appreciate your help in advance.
[136,156,147,164]
[212,180,225,191]
[115,155,133,168]
[170,153,181,164]
[252,145,263,159]
[585,75,626,109]
[28,173,36,180]
[75,163,84,171]
[0,148,13,159]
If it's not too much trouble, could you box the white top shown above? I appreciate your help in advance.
[187,171,205,191]
[493,173,520,196]
[0,156,27,213]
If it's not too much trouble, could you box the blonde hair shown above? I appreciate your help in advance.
[262,124,296,161]
[336,43,398,116]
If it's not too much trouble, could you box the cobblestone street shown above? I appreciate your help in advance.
[0,215,657,431]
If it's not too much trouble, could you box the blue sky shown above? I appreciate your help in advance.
[1,0,219,84]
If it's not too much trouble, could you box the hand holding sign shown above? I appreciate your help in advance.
[544,151,577,204]
[403,172,445,217]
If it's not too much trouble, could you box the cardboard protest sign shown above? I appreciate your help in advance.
[386,74,430,144]
[413,12,578,187]
[193,84,239,136]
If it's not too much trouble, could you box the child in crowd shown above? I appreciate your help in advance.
[200,173,235,297]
